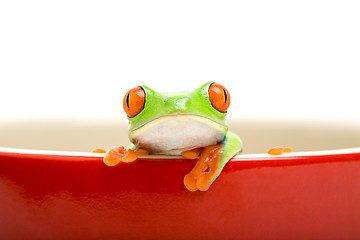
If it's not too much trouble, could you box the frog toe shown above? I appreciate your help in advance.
[103,146,138,166]
[184,173,199,192]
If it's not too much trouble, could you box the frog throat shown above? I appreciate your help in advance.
[128,114,228,155]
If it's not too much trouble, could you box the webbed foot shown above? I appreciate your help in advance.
[102,147,149,166]
[183,144,223,192]
[267,147,292,155]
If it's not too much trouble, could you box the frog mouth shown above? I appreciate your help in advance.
[129,114,227,155]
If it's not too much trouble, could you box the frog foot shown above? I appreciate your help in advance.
[92,148,107,153]
[102,146,138,166]
[267,147,292,155]
[183,144,223,192]
[103,147,150,166]
[181,147,204,159]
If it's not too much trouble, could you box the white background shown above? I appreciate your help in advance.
[1,0,359,123]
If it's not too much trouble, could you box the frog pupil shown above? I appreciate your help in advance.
[223,89,227,103]
[126,93,130,108]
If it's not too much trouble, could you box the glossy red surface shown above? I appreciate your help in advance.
[1,150,360,239]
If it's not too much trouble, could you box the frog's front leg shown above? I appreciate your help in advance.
[183,131,242,191]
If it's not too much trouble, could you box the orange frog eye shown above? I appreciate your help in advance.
[123,86,146,117]
[208,83,230,113]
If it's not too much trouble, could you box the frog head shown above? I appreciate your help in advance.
[123,81,231,154]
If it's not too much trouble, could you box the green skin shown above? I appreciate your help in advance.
[127,81,242,186]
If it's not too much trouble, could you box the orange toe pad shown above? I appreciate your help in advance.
[103,146,138,166]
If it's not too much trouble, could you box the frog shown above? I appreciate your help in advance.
[102,81,242,192]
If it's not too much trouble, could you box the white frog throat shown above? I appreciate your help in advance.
[129,115,227,155]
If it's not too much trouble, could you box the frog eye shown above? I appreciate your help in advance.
[123,86,146,117]
[208,83,230,113]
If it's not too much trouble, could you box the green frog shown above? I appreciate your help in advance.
[103,82,242,191]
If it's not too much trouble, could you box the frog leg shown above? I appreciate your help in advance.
[129,143,150,156]
[184,131,242,191]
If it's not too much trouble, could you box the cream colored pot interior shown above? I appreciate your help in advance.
[0,118,359,154]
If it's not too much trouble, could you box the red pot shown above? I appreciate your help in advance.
[1,119,360,239]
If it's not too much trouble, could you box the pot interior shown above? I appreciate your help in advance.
[0,118,359,154]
